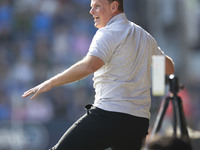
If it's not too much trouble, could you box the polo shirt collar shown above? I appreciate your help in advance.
[106,13,127,26]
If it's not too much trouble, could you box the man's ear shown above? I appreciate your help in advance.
[111,1,119,13]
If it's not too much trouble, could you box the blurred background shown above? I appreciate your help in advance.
[0,0,199,149]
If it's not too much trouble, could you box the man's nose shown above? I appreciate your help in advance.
[90,8,94,15]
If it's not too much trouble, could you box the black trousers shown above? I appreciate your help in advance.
[49,106,149,150]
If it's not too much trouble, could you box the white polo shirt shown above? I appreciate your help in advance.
[87,13,164,119]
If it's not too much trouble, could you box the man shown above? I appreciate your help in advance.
[22,0,174,149]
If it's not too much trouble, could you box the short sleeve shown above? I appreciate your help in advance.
[87,29,115,63]
[152,38,165,56]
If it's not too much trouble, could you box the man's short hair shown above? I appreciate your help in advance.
[108,0,124,12]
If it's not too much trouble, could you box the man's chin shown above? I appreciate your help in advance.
[94,24,100,29]
[94,23,104,29]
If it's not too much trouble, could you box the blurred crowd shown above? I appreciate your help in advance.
[0,0,200,135]
[0,0,97,124]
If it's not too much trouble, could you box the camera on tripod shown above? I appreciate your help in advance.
[167,74,184,96]
[150,56,191,147]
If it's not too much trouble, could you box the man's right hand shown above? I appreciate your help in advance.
[22,80,53,100]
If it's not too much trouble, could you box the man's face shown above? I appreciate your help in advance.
[90,0,115,29]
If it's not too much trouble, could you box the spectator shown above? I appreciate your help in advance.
[144,135,192,150]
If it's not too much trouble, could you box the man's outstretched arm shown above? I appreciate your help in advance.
[22,55,104,100]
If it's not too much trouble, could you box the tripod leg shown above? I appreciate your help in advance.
[172,96,178,136]
[150,97,171,138]
[175,96,193,149]
[176,96,190,138]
